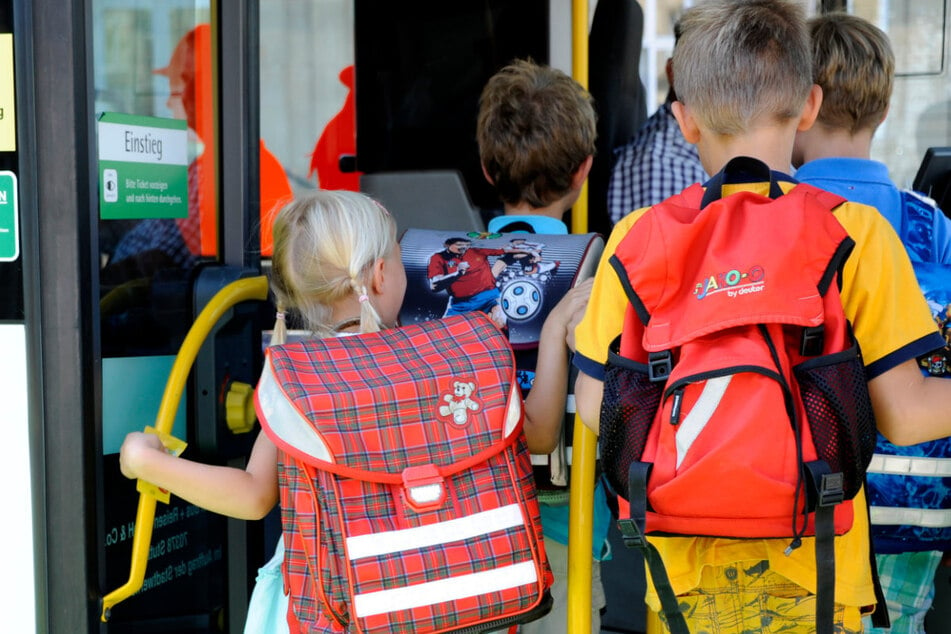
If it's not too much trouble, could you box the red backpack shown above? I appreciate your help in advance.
[598,158,878,634]
[256,311,552,633]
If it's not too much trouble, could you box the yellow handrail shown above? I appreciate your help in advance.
[100,275,269,622]
[567,1,596,633]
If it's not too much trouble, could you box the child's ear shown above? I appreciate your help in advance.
[481,162,495,186]
[571,155,594,190]
[370,257,386,295]
[671,101,701,144]
[797,84,824,132]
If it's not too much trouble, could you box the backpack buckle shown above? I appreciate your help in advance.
[804,460,844,508]
[800,325,825,356]
[401,464,447,512]
[816,472,844,507]
[648,351,672,383]
[616,518,647,548]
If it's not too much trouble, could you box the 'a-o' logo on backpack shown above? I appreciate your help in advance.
[694,264,766,300]
[437,379,482,427]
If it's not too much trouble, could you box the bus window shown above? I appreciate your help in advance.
[840,0,951,188]
[93,3,235,628]
[639,0,950,189]
[95,5,213,352]
[258,2,356,251]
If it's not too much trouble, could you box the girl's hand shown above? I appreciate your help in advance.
[119,431,166,480]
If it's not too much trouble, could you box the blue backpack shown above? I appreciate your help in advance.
[866,190,951,553]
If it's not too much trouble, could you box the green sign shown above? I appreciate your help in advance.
[0,171,18,262]
[98,112,189,220]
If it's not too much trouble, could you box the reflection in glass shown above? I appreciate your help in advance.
[96,5,211,356]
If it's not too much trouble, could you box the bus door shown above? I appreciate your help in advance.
[90,3,273,632]
[92,1,364,631]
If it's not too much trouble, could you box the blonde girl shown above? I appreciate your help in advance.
[119,190,405,631]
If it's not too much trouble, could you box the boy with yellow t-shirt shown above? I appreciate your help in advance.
[573,1,950,632]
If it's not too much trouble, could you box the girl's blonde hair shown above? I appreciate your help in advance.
[268,190,397,344]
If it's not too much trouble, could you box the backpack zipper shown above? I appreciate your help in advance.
[669,387,684,425]
[663,366,781,426]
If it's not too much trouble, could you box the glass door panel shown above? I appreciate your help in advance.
[92,3,234,630]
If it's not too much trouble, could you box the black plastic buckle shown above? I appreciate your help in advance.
[648,351,672,382]
[817,471,845,507]
[804,460,845,509]
[616,518,647,549]
[800,325,825,356]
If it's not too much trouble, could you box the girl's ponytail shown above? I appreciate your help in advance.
[356,285,382,335]
[271,306,288,347]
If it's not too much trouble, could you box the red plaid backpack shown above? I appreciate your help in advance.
[255,311,552,633]
[598,158,879,634]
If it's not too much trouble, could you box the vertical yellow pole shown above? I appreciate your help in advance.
[567,1,595,633]
[570,0,590,237]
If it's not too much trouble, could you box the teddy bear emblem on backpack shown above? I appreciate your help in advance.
[438,381,481,427]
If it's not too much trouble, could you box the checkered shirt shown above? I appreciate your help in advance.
[607,102,707,225]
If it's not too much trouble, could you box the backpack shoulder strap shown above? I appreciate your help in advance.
[899,188,940,262]
[791,182,848,213]
[607,182,706,327]
[256,352,333,463]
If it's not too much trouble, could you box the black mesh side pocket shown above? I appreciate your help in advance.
[794,337,876,500]
[599,336,664,498]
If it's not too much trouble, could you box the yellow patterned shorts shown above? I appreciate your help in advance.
[645,560,864,634]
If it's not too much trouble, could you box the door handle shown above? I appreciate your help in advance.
[100,275,268,622]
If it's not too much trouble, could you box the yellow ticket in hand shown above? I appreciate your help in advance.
[135,426,187,504]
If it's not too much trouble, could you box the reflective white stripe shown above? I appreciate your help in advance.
[352,560,538,617]
[346,503,525,560]
[867,454,951,477]
[870,506,951,528]
[676,376,732,469]
[504,382,522,437]
[257,359,332,462]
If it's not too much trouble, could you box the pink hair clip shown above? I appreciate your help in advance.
[275,311,286,321]
[358,294,369,303]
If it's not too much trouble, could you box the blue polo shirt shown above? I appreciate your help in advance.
[795,157,951,264]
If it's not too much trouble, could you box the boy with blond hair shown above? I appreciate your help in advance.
[574,1,951,632]
[794,13,951,633]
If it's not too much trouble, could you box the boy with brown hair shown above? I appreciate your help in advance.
[476,58,610,633]
[573,1,951,632]
[794,13,951,633]
[478,58,596,235]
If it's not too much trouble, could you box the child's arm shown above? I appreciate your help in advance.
[522,278,593,453]
[869,358,951,446]
[574,371,604,435]
[119,430,279,520]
